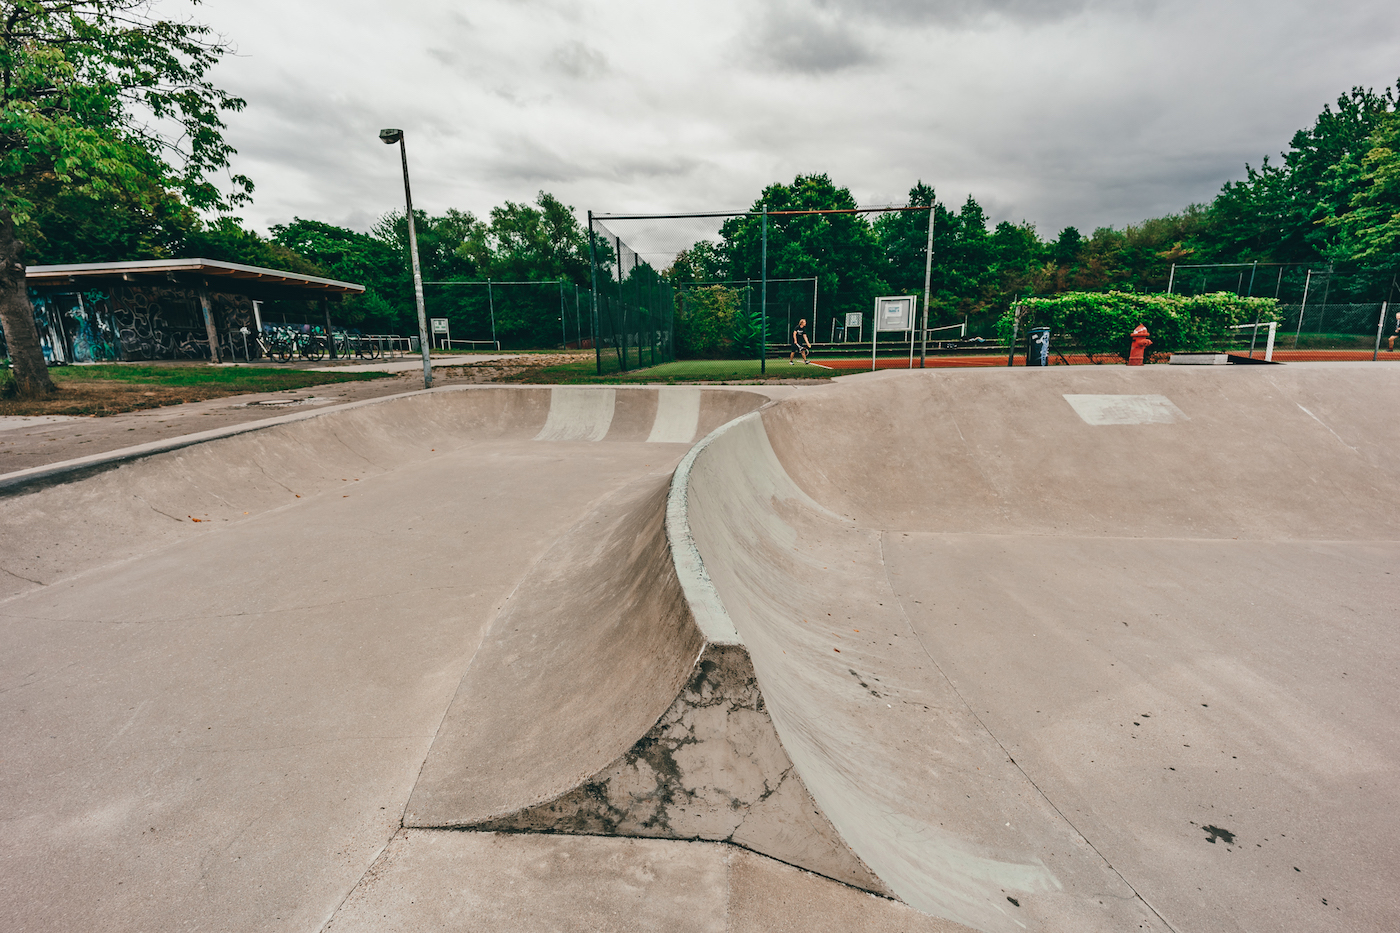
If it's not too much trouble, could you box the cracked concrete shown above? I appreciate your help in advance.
[471,643,889,894]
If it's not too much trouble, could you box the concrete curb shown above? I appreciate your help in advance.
[0,387,432,496]
[663,411,755,646]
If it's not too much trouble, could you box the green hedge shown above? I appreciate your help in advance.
[996,292,1281,362]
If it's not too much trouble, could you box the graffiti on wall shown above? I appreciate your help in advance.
[10,282,274,364]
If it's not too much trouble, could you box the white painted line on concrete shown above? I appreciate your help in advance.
[1063,394,1188,425]
[647,387,702,444]
[534,387,616,442]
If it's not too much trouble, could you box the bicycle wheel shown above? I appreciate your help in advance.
[301,338,325,362]
[274,339,294,363]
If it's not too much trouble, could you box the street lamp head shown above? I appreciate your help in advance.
[379,128,403,145]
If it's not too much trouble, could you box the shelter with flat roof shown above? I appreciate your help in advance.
[11,258,364,364]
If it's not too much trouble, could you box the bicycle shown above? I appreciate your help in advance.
[295,328,326,362]
[350,333,382,360]
[256,326,295,362]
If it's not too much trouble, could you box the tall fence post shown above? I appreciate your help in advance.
[920,204,934,368]
[588,212,601,376]
[1293,269,1313,349]
[760,204,768,375]
[487,278,498,351]
[1007,304,1022,367]
[1375,301,1390,361]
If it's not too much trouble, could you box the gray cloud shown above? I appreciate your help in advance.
[549,41,609,79]
[194,0,1399,243]
[811,0,1099,26]
[751,3,874,73]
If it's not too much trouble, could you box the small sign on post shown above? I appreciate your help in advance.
[872,296,916,371]
[430,317,450,350]
[844,312,863,343]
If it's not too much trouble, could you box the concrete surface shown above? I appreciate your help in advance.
[679,365,1399,932]
[0,386,770,932]
[325,832,973,933]
[5,364,1396,933]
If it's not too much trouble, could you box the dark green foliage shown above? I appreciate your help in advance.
[675,286,739,358]
[1199,83,1399,264]
[718,174,887,341]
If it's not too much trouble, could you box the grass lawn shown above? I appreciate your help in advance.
[504,357,835,384]
[1,364,394,417]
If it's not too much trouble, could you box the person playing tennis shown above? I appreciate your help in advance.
[789,318,813,364]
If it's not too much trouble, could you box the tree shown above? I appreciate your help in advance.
[1199,82,1399,263]
[719,173,886,341]
[1,0,248,396]
[1322,109,1400,265]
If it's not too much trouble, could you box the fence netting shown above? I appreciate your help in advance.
[1169,264,1399,361]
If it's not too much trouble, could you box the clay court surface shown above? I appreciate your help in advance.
[1,365,1397,932]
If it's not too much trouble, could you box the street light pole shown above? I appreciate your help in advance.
[379,128,432,389]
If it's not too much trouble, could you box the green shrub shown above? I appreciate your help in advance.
[996,291,1281,362]
[0,362,14,399]
[677,286,740,359]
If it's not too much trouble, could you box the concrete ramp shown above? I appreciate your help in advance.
[677,366,1400,932]
[406,451,886,892]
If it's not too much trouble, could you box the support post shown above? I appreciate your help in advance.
[588,213,601,375]
[487,278,498,351]
[1375,301,1389,361]
[871,305,878,373]
[396,137,432,389]
[920,204,934,367]
[198,287,221,363]
[1007,304,1021,367]
[616,236,628,372]
[1293,269,1313,349]
[322,298,335,359]
[1166,264,1176,295]
[558,279,567,349]
[761,205,768,375]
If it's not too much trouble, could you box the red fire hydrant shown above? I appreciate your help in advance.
[1128,324,1152,366]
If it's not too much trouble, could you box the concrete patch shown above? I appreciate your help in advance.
[647,387,703,443]
[1062,393,1188,425]
[471,643,888,894]
[535,386,617,440]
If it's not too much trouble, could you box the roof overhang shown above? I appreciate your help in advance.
[26,258,366,301]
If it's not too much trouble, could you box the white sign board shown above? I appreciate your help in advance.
[845,312,863,329]
[874,296,915,332]
[430,318,449,334]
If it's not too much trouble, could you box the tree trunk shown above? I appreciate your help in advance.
[0,209,56,397]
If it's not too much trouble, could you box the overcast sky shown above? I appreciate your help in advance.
[189,0,1398,244]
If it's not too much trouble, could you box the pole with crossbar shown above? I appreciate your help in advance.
[761,205,768,375]
[920,205,935,367]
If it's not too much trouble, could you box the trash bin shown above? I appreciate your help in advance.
[1028,327,1051,366]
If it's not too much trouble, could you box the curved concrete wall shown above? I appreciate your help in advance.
[677,366,1400,931]
[0,386,766,602]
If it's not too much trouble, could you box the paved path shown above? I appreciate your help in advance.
[308,353,524,373]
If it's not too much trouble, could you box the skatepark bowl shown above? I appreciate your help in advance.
[1,367,1397,932]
